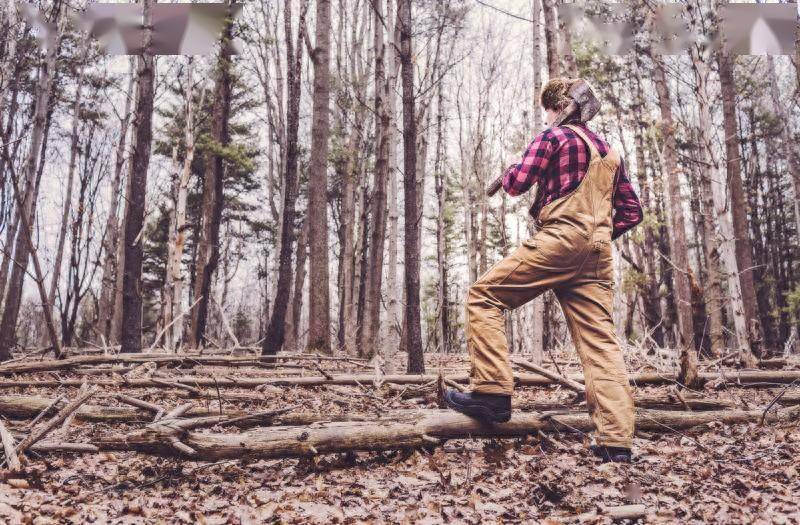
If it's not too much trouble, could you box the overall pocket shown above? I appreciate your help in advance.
[592,240,613,281]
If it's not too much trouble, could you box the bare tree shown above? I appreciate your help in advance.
[688,33,750,362]
[360,0,391,358]
[648,34,698,386]
[120,0,156,353]
[262,0,310,356]
[0,3,66,360]
[306,0,333,353]
[715,4,761,357]
[162,58,200,350]
[46,39,91,335]
[399,0,423,374]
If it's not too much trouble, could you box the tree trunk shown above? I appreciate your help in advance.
[399,0,423,374]
[433,81,449,354]
[46,40,89,320]
[261,1,308,356]
[765,56,800,276]
[541,0,560,78]
[384,0,401,369]
[94,405,800,460]
[189,14,234,349]
[649,48,698,386]
[716,16,761,358]
[120,0,156,354]
[97,59,135,345]
[360,0,390,358]
[0,4,65,361]
[526,0,546,364]
[285,217,308,352]
[688,13,753,364]
[630,54,664,347]
[163,59,198,351]
[306,0,332,354]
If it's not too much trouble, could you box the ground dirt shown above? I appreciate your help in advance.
[0,350,797,524]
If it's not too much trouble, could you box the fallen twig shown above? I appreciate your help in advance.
[0,419,21,471]
[511,357,586,395]
[15,386,98,458]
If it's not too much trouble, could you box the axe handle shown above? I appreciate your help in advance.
[486,175,504,197]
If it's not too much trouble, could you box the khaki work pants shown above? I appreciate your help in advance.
[465,124,635,448]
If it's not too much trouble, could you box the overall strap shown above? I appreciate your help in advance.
[564,124,599,160]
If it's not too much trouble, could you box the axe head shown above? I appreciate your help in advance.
[554,79,601,125]
[569,80,601,123]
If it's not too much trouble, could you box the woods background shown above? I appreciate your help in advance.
[0,0,799,377]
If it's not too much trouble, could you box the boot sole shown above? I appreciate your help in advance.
[444,391,511,423]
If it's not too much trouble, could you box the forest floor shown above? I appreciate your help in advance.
[0,348,797,524]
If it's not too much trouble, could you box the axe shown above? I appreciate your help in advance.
[486,79,601,197]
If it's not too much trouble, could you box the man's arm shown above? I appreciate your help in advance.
[502,129,556,196]
[611,158,644,240]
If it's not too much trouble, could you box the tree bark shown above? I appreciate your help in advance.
[92,405,800,460]
[528,0,545,364]
[285,217,308,352]
[648,42,698,386]
[687,50,726,358]
[360,0,390,358]
[715,12,761,358]
[433,80,449,354]
[384,0,401,368]
[399,0,423,374]
[120,0,156,354]
[261,0,309,356]
[189,12,234,349]
[541,0,560,78]
[306,0,332,354]
[98,59,135,345]
[162,58,199,351]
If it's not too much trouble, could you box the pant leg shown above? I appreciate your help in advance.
[466,239,574,395]
[555,280,634,448]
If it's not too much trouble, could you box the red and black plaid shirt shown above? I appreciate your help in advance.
[502,123,643,240]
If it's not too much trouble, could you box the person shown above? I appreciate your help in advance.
[444,78,644,463]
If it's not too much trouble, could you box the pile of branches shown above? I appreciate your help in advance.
[0,350,798,470]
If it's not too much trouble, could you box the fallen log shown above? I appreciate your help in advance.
[90,405,800,460]
[0,394,373,426]
[1,370,798,390]
[0,353,367,375]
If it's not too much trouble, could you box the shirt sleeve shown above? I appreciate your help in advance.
[502,129,556,196]
[611,158,644,240]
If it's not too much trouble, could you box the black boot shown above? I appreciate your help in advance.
[590,444,632,463]
[444,389,511,423]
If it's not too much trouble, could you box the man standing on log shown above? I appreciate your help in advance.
[445,78,644,463]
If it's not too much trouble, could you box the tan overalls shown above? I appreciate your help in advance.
[465,124,634,448]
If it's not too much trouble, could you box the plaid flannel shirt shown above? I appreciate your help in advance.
[502,123,643,240]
